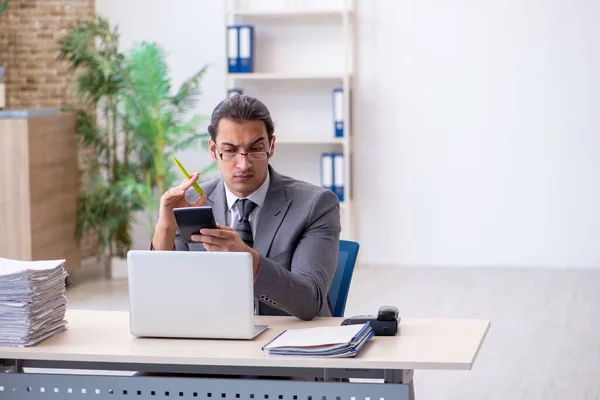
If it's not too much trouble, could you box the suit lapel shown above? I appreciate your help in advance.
[254,168,292,257]
[205,180,228,226]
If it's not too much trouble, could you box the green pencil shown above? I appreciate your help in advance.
[172,156,204,197]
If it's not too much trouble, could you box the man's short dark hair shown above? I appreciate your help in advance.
[207,95,275,142]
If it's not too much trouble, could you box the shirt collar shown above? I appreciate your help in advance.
[224,170,271,211]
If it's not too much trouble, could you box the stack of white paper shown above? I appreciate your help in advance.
[0,257,69,347]
[262,322,374,358]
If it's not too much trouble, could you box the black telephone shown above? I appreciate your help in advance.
[340,306,400,336]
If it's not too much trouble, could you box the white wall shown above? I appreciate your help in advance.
[354,0,600,268]
[97,0,600,268]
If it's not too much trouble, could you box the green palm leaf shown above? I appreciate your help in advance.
[58,16,145,258]
[171,65,209,118]
[126,42,171,129]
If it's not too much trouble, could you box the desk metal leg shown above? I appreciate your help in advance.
[384,369,415,400]
[0,371,412,400]
[0,360,23,374]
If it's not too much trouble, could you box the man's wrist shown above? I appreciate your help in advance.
[155,221,176,235]
[151,221,177,251]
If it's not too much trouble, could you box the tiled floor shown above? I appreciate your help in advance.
[63,265,600,400]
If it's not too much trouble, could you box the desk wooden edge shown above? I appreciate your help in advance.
[0,311,492,372]
[469,319,491,369]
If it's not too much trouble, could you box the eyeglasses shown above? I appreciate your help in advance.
[214,144,272,162]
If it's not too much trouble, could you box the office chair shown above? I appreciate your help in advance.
[328,240,360,317]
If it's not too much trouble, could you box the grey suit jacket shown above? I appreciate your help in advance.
[176,166,341,320]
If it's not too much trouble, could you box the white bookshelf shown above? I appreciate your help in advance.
[275,136,346,145]
[227,72,348,81]
[225,0,355,240]
[230,8,352,18]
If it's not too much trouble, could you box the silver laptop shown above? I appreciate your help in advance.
[127,250,268,340]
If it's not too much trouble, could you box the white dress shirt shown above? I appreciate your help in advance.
[223,171,271,241]
[224,172,270,315]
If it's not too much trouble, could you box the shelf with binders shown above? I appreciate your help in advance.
[268,143,344,186]
[267,143,348,212]
[225,0,355,239]
[228,0,354,19]
[274,136,346,145]
[227,72,350,82]
[227,84,351,198]
[268,145,352,241]
[228,8,353,19]
[228,81,349,143]
[225,9,349,76]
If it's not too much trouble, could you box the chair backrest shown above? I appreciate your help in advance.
[328,240,360,317]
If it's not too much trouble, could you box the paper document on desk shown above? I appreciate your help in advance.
[0,257,68,347]
[262,322,374,358]
[0,258,66,276]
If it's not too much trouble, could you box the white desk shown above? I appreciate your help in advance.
[0,310,490,400]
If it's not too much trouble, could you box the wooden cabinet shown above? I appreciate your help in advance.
[0,112,81,273]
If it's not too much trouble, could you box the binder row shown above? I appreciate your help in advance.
[227,25,254,73]
[321,152,344,202]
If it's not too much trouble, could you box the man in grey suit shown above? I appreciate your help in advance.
[151,95,341,321]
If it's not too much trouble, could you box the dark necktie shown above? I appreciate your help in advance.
[235,199,257,247]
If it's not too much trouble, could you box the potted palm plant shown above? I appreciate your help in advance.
[57,17,144,277]
[58,18,216,277]
[123,41,217,234]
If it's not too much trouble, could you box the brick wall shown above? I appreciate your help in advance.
[0,0,98,258]
[0,0,95,108]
